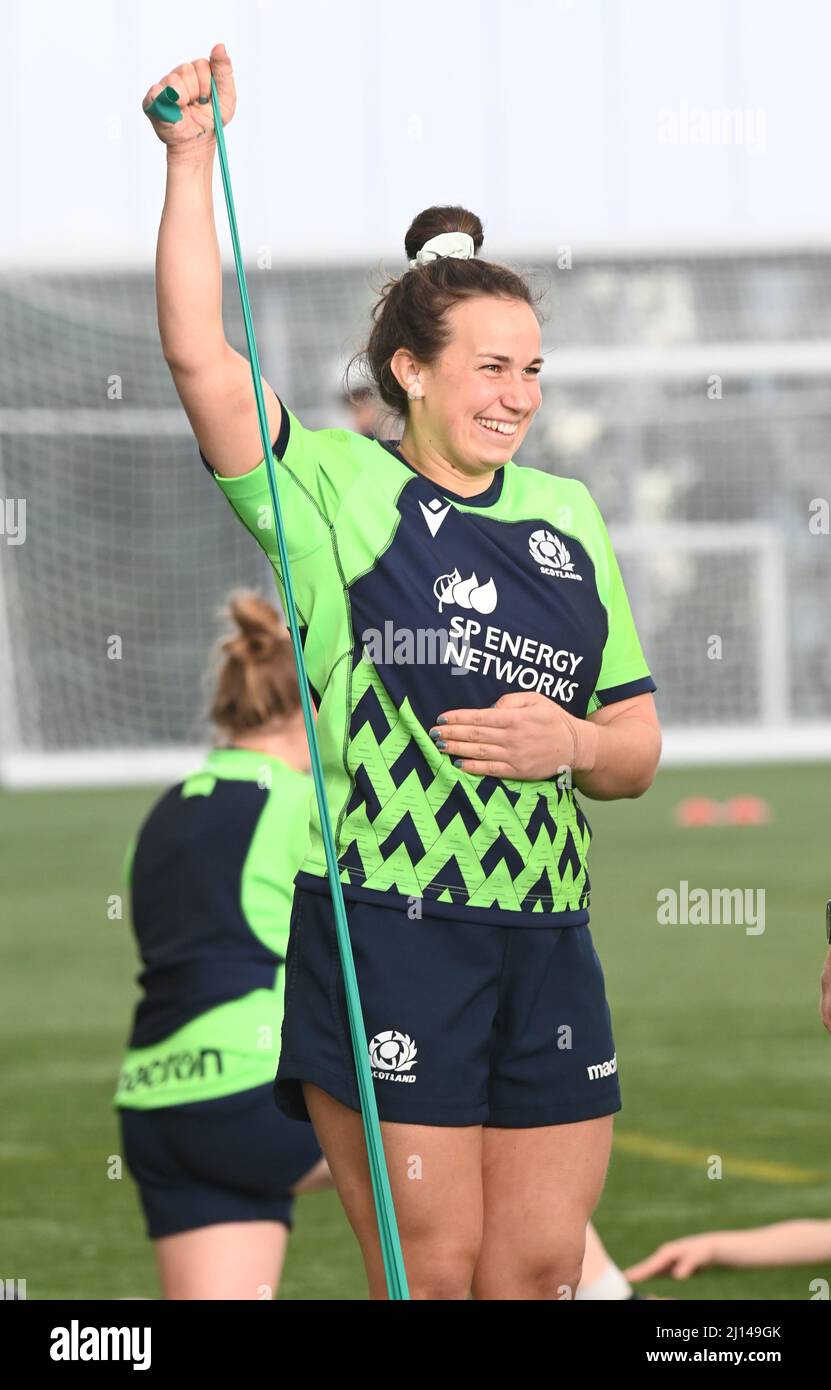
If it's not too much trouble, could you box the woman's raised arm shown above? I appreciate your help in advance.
[144,42,281,478]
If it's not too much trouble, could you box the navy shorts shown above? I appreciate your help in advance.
[274,887,622,1128]
[118,1082,323,1239]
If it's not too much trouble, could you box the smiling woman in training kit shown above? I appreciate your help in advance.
[144,43,661,1301]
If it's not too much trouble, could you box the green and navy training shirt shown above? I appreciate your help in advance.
[202,405,656,928]
[115,747,312,1109]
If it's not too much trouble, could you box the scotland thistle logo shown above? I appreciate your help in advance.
[528,529,582,581]
[368,1030,418,1083]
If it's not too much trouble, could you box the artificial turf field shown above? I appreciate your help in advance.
[2,760,829,1301]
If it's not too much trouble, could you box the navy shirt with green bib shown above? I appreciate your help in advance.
[115,748,322,1238]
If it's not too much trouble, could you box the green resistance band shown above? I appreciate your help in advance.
[145,78,409,1301]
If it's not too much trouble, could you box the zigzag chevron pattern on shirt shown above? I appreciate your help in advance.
[335,655,592,914]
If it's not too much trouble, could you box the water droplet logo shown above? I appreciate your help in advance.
[433,569,498,613]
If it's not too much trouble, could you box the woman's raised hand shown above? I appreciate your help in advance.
[142,43,236,151]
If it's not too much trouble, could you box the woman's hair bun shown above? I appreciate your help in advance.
[224,592,281,665]
[404,205,485,263]
[208,588,301,736]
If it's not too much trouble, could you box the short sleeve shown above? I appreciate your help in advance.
[583,489,657,712]
[200,398,370,570]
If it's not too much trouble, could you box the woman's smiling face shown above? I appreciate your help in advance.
[395,295,543,479]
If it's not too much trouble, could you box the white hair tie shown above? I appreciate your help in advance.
[408,231,475,268]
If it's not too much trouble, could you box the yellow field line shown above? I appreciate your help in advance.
[616,1131,827,1184]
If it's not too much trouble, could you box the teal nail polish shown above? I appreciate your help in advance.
[429,728,440,741]
[198,95,211,104]
[452,758,463,767]
[436,739,446,750]
[436,715,448,725]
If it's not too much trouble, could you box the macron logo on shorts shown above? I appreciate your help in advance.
[368,1030,418,1084]
[586,1052,617,1080]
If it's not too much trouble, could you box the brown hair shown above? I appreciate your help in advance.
[209,589,301,738]
[347,205,543,416]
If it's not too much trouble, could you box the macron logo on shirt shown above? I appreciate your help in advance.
[419,498,452,537]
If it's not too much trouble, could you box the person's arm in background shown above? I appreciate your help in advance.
[625,1221,831,1281]
[121,833,137,903]
[144,42,282,478]
[820,928,831,1034]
